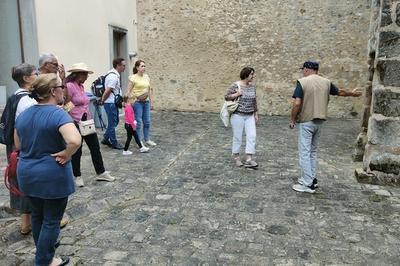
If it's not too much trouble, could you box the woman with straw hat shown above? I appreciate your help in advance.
[65,63,116,187]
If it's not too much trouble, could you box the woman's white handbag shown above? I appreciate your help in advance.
[220,101,230,127]
[78,119,96,136]
[226,81,241,114]
[219,82,241,127]
[226,99,239,113]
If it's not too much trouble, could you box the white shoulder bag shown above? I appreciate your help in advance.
[78,119,96,136]
[226,82,241,114]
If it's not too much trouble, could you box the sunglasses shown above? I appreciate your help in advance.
[47,62,59,67]
[53,85,65,90]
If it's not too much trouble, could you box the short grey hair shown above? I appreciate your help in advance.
[38,53,56,68]
[11,63,37,87]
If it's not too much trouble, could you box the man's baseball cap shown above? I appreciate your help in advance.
[300,61,319,70]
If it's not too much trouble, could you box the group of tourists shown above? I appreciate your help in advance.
[3,56,362,265]
[4,54,156,265]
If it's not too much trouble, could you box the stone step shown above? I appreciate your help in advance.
[363,143,400,175]
[367,113,400,147]
[378,31,400,58]
[372,86,400,117]
[376,59,400,87]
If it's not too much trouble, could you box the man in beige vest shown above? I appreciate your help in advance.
[289,61,362,193]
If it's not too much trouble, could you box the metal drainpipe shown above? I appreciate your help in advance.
[16,0,25,62]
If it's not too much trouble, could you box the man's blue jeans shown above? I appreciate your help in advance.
[133,101,151,141]
[298,120,323,187]
[104,103,119,145]
[27,196,68,266]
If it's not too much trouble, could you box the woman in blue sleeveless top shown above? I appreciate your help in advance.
[14,73,81,266]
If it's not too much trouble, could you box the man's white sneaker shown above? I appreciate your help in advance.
[140,146,150,153]
[292,183,315,194]
[96,171,115,182]
[298,178,318,189]
[122,150,133,155]
[145,140,157,146]
[75,176,84,187]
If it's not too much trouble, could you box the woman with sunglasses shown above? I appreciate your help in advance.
[14,73,81,266]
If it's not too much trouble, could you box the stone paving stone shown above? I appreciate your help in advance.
[1,112,400,265]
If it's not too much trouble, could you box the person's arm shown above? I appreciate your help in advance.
[289,82,304,128]
[126,80,134,98]
[337,88,362,97]
[289,98,302,129]
[149,86,154,110]
[254,89,259,124]
[101,88,112,103]
[224,84,242,101]
[101,75,117,103]
[51,123,81,165]
[14,129,21,151]
[58,64,66,83]
[329,83,362,97]
[135,78,149,101]
[64,82,74,105]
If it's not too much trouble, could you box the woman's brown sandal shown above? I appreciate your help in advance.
[20,225,32,235]
[234,157,244,167]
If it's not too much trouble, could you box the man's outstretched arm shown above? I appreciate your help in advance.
[337,88,362,97]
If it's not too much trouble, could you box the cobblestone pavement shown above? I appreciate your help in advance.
[1,111,400,265]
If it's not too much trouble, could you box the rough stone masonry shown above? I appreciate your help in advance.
[354,0,400,184]
[136,0,369,117]
[136,0,399,185]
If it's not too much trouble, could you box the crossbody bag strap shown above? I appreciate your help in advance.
[235,81,241,101]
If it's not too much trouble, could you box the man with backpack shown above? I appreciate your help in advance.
[100,58,126,149]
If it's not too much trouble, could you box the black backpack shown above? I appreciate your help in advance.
[91,72,116,98]
[0,92,28,145]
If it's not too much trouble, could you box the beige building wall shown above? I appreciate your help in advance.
[137,0,370,117]
[35,0,137,91]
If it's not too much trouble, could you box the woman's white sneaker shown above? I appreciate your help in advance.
[96,171,116,182]
[145,140,157,146]
[122,150,133,155]
[140,146,150,153]
[75,176,84,187]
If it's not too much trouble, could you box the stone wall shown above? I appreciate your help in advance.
[136,0,370,116]
[355,0,400,184]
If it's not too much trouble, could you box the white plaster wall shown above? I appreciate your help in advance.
[35,0,137,89]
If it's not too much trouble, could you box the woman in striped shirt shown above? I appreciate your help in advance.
[224,67,259,168]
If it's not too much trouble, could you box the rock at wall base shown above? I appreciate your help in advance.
[355,168,400,186]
